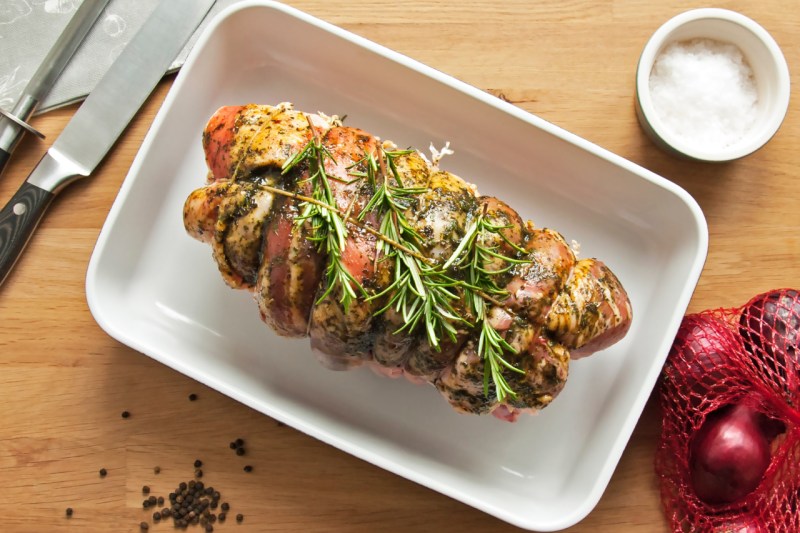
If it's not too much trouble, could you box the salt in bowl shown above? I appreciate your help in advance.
[635,8,790,162]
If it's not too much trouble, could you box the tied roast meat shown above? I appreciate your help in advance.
[183,103,633,422]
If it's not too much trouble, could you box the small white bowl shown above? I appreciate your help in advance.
[635,8,790,162]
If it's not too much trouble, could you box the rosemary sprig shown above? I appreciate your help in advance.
[358,148,467,349]
[281,134,532,400]
[281,133,365,312]
[445,209,530,401]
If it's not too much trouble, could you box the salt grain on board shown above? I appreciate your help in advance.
[649,38,759,151]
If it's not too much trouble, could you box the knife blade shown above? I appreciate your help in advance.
[0,0,111,176]
[0,0,215,287]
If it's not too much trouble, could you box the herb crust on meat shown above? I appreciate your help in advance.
[183,102,633,422]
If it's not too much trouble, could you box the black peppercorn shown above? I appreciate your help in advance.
[154,466,161,474]
[235,447,245,456]
[65,507,73,517]
[99,468,107,477]
[236,513,244,523]
[189,393,198,401]
[220,502,230,512]
[243,465,253,473]
[142,485,150,494]
[194,459,202,468]
[195,469,203,478]
[164,479,235,530]
[140,522,149,531]
[121,410,130,419]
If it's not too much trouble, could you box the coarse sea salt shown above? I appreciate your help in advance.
[649,38,759,151]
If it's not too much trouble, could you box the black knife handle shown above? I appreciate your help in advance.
[0,181,54,286]
[0,148,9,176]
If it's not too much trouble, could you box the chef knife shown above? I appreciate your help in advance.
[0,0,111,176]
[0,0,215,287]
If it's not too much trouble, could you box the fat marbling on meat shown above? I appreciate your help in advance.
[183,102,633,422]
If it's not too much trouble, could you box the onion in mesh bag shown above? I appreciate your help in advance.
[656,289,800,532]
[739,289,800,400]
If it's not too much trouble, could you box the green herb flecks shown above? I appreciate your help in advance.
[444,208,530,401]
[281,133,365,313]
[357,148,467,350]
[282,133,532,400]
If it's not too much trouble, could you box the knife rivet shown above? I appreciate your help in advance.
[13,202,26,216]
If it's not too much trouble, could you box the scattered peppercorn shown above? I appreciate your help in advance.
[195,469,203,478]
[194,459,203,468]
[243,465,253,473]
[221,502,230,512]
[236,513,244,523]
[65,507,73,517]
[153,511,161,521]
[218,512,226,522]
[140,522,149,531]
[235,447,245,456]
[205,524,214,532]
[121,410,131,419]
[157,496,164,506]
[228,441,237,450]
[235,438,244,447]
[142,485,150,494]
[189,393,198,401]
[99,468,107,477]
[153,466,161,474]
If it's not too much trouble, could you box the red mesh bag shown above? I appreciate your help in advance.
[656,289,800,532]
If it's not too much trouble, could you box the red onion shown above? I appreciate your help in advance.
[670,315,741,395]
[739,289,800,392]
[690,403,771,504]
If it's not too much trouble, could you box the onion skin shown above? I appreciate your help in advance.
[713,517,769,533]
[690,404,771,505]
[670,315,741,396]
[739,289,800,393]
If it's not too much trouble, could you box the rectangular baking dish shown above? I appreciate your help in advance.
[86,2,708,530]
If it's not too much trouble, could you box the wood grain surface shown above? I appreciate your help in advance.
[1,1,798,532]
